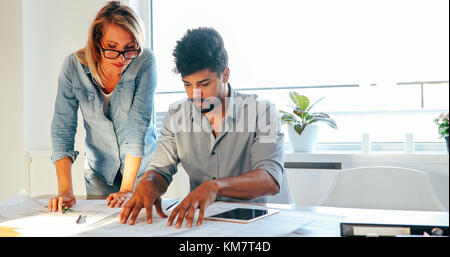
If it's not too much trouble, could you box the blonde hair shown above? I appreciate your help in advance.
[75,1,145,88]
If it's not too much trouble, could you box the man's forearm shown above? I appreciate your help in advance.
[213,169,279,200]
[140,170,169,196]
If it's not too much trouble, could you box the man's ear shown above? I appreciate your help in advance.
[222,67,230,83]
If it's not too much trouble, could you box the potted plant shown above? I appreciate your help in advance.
[279,92,337,152]
[434,112,449,153]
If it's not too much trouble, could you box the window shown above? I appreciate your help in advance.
[146,0,449,151]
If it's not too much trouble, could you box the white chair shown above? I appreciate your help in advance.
[266,171,295,205]
[316,166,446,211]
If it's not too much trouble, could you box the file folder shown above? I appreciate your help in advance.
[340,222,449,237]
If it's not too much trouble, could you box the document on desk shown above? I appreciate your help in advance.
[0,194,184,237]
[0,193,44,221]
[0,196,120,236]
[175,202,339,237]
[79,201,321,237]
[0,194,340,237]
[79,199,195,237]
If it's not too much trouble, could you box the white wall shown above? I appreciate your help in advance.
[0,0,27,201]
[23,0,111,151]
[0,0,130,201]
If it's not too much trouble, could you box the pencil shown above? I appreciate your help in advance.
[165,200,180,211]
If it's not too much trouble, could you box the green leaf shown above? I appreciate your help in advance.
[308,117,338,129]
[310,112,331,119]
[289,92,299,107]
[289,92,309,111]
[293,124,305,135]
[297,110,308,119]
[438,124,449,137]
[280,113,301,125]
[307,96,325,112]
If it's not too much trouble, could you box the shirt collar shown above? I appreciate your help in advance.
[223,83,240,124]
[83,64,91,75]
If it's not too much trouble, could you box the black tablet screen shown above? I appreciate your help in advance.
[209,208,268,221]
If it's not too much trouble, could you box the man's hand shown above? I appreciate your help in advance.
[119,179,167,225]
[167,180,219,228]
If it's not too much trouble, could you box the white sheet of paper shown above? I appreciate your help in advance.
[0,191,44,220]
[0,194,340,237]
[0,195,184,237]
[171,202,316,237]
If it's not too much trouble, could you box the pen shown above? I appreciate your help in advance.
[62,206,70,214]
[166,200,180,211]
[76,215,83,224]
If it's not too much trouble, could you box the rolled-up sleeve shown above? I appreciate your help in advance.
[250,101,285,190]
[51,55,79,164]
[146,111,180,185]
[124,51,157,157]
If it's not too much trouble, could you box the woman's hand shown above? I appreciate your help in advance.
[109,154,141,208]
[106,191,133,208]
[48,192,76,212]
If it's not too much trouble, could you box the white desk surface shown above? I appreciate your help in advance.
[0,195,448,237]
[278,204,449,236]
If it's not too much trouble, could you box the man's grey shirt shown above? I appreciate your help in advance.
[148,85,285,203]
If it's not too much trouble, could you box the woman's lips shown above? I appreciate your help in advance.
[112,63,125,68]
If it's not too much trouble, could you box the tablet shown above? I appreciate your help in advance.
[205,208,280,224]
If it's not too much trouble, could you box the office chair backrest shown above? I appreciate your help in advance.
[316,166,446,211]
[266,170,295,205]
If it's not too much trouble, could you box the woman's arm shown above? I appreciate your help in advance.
[120,154,142,192]
[107,51,157,207]
[55,157,74,195]
[49,55,79,212]
[106,154,142,207]
[124,50,157,158]
[48,157,76,212]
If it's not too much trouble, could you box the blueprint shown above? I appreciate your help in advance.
[0,192,339,237]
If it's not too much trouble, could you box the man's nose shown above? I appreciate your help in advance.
[192,87,202,99]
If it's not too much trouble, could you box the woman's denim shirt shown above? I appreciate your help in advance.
[51,48,157,186]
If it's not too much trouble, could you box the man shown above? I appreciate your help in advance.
[120,27,284,228]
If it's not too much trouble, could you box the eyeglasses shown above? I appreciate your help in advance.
[99,42,141,59]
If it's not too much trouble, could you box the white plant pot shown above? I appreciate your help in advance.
[287,124,318,152]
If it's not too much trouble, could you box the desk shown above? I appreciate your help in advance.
[276,204,449,237]
[0,195,448,237]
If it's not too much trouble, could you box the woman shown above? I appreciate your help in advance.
[48,1,157,212]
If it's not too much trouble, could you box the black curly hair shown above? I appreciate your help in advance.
[173,27,228,77]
